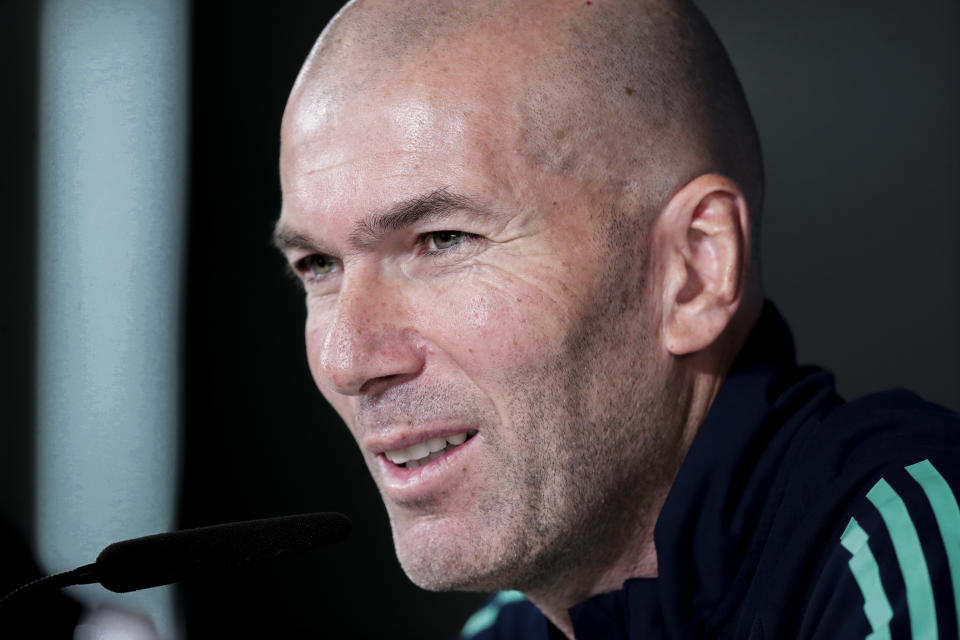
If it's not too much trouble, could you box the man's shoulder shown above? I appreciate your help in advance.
[825,388,960,439]
[776,455,960,639]
[791,387,960,491]
[752,390,960,638]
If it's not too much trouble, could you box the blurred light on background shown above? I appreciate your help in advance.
[35,0,188,637]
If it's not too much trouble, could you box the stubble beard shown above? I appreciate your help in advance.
[388,218,681,597]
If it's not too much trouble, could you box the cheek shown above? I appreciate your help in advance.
[424,277,572,371]
[299,265,583,394]
[465,293,489,330]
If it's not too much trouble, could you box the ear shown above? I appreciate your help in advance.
[655,174,751,356]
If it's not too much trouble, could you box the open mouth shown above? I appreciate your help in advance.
[383,430,478,470]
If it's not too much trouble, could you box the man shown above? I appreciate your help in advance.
[274,0,960,637]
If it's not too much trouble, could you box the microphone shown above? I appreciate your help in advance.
[0,512,351,607]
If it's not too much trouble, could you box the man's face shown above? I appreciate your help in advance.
[278,71,676,592]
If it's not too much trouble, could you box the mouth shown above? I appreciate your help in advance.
[382,430,478,470]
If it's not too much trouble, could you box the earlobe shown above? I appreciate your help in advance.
[659,175,750,356]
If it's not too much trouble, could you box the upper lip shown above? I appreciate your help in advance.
[362,425,477,455]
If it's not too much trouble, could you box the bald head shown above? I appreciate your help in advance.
[285,0,763,246]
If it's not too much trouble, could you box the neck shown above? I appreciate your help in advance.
[522,485,667,639]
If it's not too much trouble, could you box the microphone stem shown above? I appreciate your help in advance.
[0,563,98,610]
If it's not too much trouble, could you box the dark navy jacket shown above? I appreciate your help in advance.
[459,304,960,639]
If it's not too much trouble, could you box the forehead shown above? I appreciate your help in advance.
[279,68,533,235]
[286,82,492,174]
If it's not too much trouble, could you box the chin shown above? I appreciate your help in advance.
[391,517,521,593]
[398,554,518,594]
[393,529,480,591]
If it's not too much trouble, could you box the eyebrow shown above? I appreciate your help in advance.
[272,187,493,254]
[348,187,490,250]
[272,225,322,253]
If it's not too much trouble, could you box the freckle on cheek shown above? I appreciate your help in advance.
[464,296,490,330]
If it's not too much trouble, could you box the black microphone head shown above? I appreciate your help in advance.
[94,512,351,593]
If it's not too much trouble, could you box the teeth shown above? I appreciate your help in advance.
[407,441,430,461]
[384,431,474,467]
[385,449,411,464]
[426,438,447,453]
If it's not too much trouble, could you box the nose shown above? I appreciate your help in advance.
[311,271,425,397]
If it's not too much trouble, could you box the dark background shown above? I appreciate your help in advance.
[2,1,957,638]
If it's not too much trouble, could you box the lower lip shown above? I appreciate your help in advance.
[377,434,479,498]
